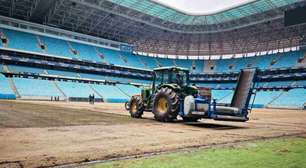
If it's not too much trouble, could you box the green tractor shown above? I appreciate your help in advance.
[129,66,204,122]
[128,66,256,122]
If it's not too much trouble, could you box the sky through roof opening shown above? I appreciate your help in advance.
[152,0,256,15]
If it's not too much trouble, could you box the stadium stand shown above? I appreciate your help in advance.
[13,78,61,97]
[1,28,304,73]
[0,64,15,99]
[268,88,306,108]
[0,26,305,107]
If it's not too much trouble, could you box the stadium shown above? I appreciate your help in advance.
[0,0,305,167]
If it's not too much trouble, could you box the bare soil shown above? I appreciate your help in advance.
[0,100,305,168]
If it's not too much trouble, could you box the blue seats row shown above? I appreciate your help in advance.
[213,51,304,73]
[0,28,305,107]
[0,28,203,72]
[1,28,304,73]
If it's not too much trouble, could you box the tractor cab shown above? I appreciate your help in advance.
[152,66,190,91]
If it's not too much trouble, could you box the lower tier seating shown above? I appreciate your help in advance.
[0,74,13,95]
[13,78,62,97]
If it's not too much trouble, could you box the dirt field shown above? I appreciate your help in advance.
[0,100,305,168]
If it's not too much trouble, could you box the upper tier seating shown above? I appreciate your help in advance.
[0,28,204,71]
[69,41,101,62]
[40,35,76,58]
[2,29,40,53]
[1,28,303,73]
[213,51,304,73]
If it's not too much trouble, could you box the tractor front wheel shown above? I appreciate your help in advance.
[152,87,179,122]
[129,95,144,118]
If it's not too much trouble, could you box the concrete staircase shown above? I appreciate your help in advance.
[89,85,104,100]
[136,55,148,68]
[7,78,21,98]
[119,54,129,66]
[172,59,178,66]
[266,82,296,106]
[77,73,104,100]
[36,36,47,53]
[52,81,67,100]
[45,70,67,100]
[266,91,287,106]
[0,29,9,48]
[2,64,21,98]
[296,52,306,67]
[204,60,215,73]
[94,47,108,63]
[154,58,162,67]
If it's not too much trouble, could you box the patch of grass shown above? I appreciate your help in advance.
[90,137,306,168]
[0,101,149,128]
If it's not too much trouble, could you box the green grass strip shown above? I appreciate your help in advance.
[90,137,306,168]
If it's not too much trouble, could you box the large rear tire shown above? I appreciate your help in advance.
[152,87,179,122]
[129,95,144,118]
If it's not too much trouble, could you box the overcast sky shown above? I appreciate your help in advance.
[152,0,254,15]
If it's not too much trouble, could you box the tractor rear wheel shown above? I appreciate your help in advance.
[129,95,144,118]
[152,87,179,122]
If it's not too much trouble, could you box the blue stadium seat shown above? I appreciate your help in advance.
[0,74,14,95]
[1,28,305,107]
[13,78,62,97]
[91,84,129,102]
[2,29,40,53]
[57,82,96,98]
[269,89,306,107]
[40,35,75,58]
[8,65,45,73]
[69,41,101,62]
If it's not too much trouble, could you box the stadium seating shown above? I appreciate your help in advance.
[69,41,101,62]
[40,35,76,58]
[213,51,304,73]
[13,78,62,97]
[209,81,306,108]
[212,90,234,104]
[0,73,13,95]
[2,29,40,53]
[1,64,144,102]
[2,28,303,73]
[57,81,95,98]
[91,84,130,102]
[8,65,45,73]
[0,27,305,107]
[269,89,306,107]
[47,69,79,77]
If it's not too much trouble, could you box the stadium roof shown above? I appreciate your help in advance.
[109,0,301,25]
[0,0,306,56]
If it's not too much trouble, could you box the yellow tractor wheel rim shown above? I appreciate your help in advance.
[157,97,168,114]
[131,101,137,113]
